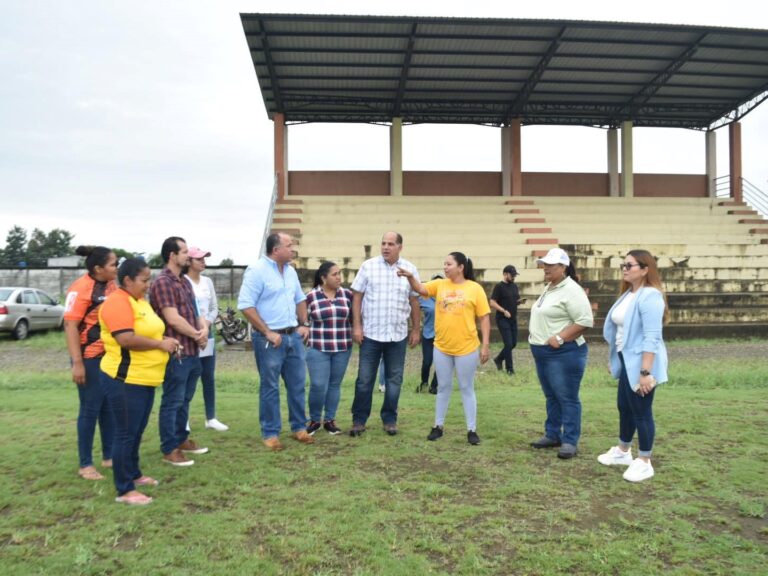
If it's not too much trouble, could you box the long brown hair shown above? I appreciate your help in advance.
[620,249,669,324]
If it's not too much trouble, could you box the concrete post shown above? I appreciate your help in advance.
[390,118,403,196]
[705,130,717,198]
[729,122,743,202]
[274,112,288,198]
[501,126,511,196]
[620,120,634,197]
[607,128,619,197]
[511,119,522,196]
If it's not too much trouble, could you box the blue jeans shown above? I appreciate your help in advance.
[351,337,407,426]
[101,371,155,496]
[531,342,588,446]
[618,352,656,456]
[158,356,201,455]
[252,331,308,438]
[77,357,114,467]
[200,354,216,420]
[306,347,352,422]
[494,315,518,373]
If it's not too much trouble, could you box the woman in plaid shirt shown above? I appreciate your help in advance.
[305,262,354,435]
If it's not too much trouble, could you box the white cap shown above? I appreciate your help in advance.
[536,248,570,266]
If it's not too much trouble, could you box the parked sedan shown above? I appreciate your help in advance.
[0,287,65,340]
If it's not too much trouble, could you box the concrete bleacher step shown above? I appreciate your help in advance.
[274,194,768,337]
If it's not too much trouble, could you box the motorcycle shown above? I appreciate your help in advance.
[215,306,248,344]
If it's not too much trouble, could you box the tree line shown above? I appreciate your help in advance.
[0,226,233,268]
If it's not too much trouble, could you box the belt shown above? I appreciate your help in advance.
[272,327,296,335]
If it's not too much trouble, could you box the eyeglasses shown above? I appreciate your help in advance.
[619,263,643,271]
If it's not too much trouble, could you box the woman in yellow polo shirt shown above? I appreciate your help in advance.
[99,258,179,506]
[399,252,490,445]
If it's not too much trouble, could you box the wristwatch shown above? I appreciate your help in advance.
[301,321,311,327]
[640,369,651,377]
[554,335,564,346]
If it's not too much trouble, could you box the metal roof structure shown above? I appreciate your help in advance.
[240,13,768,130]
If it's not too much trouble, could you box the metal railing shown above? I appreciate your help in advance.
[260,176,280,255]
[714,175,768,218]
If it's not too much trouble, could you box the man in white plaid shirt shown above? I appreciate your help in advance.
[349,232,421,437]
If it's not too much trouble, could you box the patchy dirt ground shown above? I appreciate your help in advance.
[1,336,765,374]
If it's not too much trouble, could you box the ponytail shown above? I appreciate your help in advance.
[449,251,475,282]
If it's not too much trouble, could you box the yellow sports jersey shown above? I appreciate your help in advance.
[99,289,169,386]
[425,279,491,356]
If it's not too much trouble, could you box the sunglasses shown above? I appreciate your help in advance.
[619,263,644,271]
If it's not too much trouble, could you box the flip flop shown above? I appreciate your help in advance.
[115,493,152,506]
[134,476,159,487]
[78,467,105,481]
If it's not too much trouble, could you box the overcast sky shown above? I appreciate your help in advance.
[2,0,767,264]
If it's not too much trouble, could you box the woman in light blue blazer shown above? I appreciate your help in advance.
[599,249,668,482]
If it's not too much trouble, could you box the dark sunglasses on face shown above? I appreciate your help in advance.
[620,263,644,271]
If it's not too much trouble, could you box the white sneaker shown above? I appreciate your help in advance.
[205,418,229,432]
[185,420,191,433]
[378,383,385,392]
[623,458,654,482]
[597,446,633,466]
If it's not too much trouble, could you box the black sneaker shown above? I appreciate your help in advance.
[493,357,503,371]
[306,421,321,436]
[530,436,562,449]
[427,426,443,441]
[467,430,481,445]
[323,420,342,435]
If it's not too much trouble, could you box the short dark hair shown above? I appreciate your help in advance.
[160,236,185,263]
[265,233,283,255]
[117,258,149,286]
[75,245,114,274]
[382,232,403,245]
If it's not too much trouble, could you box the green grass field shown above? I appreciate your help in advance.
[0,334,766,575]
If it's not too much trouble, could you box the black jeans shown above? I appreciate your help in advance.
[420,336,439,391]
[494,315,518,372]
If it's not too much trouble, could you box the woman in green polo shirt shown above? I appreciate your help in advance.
[528,248,594,460]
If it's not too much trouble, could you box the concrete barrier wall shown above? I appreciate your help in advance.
[0,267,247,302]
[287,170,707,197]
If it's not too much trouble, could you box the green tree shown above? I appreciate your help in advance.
[219,257,234,266]
[146,253,164,268]
[24,227,75,266]
[0,225,28,267]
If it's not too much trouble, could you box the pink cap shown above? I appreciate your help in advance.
[188,247,211,259]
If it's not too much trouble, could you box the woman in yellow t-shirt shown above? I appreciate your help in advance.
[398,252,490,445]
[99,258,179,506]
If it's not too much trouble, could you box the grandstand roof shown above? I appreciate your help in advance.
[240,13,768,129]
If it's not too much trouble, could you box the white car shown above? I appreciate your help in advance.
[0,287,65,340]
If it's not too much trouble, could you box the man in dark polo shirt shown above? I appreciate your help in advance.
[150,236,210,466]
[490,265,525,375]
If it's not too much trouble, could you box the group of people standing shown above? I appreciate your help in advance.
[64,238,229,505]
[65,231,669,506]
[240,232,668,485]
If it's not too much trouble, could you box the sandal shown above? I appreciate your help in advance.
[115,491,152,506]
[78,466,105,481]
[134,476,159,487]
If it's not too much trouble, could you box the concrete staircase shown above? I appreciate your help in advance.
[271,195,768,338]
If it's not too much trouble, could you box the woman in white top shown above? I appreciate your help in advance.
[528,248,594,460]
[186,247,228,432]
[599,249,668,482]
